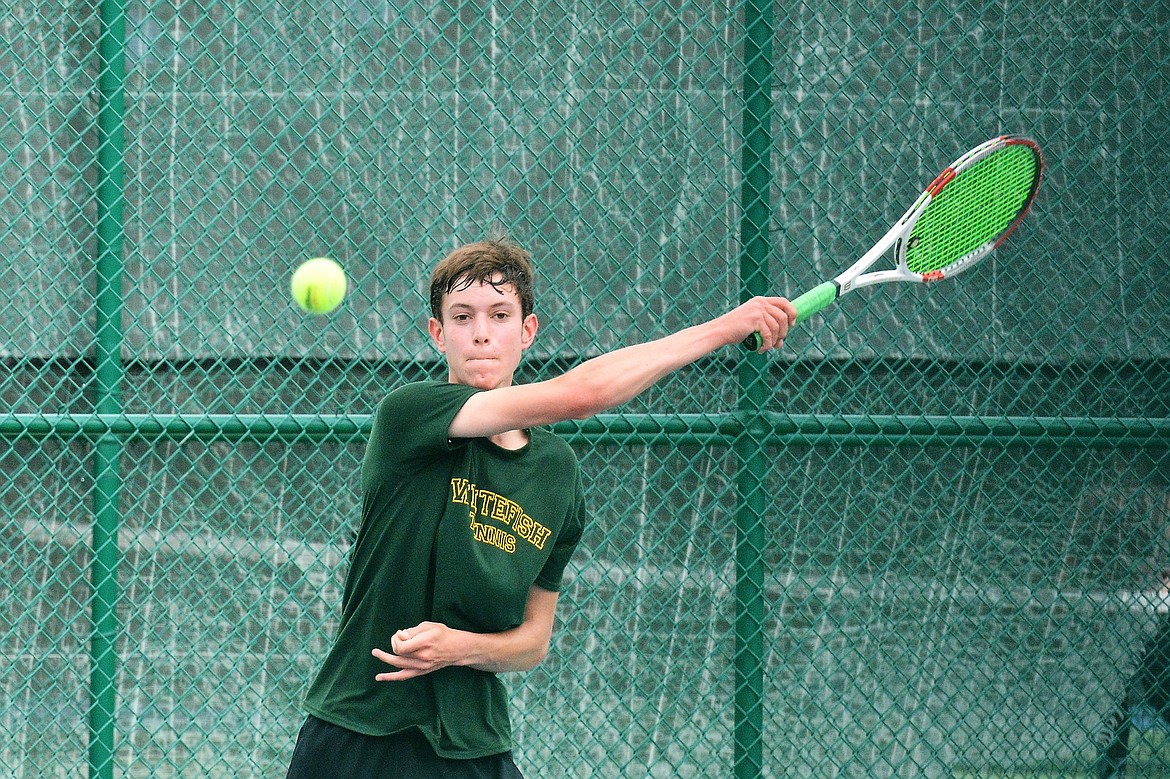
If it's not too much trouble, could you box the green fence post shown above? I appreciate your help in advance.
[89,0,128,775]
[735,0,774,777]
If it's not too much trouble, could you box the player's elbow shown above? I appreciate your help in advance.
[523,640,551,670]
[514,629,552,671]
[564,394,601,421]
[549,374,609,420]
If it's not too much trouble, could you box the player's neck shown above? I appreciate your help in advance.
[489,429,529,451]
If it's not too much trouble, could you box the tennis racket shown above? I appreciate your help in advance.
[743,135,1043,350]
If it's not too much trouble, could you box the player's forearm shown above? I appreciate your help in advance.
[373,619,551,681]
[462,586,558,672]
[458,624,551,673]
[554,315,739,419]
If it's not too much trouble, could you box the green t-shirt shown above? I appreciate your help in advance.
[303,381,587,759]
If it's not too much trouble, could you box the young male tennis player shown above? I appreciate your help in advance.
[286,235,796,778]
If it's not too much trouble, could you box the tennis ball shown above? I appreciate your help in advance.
[291,257,347,314]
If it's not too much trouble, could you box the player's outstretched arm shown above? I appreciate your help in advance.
[449,296,795,440]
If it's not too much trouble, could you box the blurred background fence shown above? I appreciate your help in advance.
[2,0,1169,776]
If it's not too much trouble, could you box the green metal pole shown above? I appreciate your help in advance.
[90,0,128,773]
[735,0,774,777]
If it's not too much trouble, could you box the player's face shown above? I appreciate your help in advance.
[429,277,538,390]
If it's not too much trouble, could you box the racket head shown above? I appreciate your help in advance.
[897,136,1043,279]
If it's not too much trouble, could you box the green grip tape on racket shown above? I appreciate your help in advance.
[740,281,839,351]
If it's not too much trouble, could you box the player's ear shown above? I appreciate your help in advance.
[427,317,446,352]
[520,313,538,350]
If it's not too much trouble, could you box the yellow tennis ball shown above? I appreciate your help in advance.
[291,257,347,314]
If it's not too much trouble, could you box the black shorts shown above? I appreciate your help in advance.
[285,715,524,779]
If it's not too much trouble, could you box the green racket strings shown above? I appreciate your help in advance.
[904,144,1039,274]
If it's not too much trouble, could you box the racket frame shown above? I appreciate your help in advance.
[756,135,1043,339]
[835,136,1040,295]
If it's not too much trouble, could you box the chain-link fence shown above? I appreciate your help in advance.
[3,0,1169,777]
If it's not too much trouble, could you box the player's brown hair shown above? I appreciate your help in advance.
[428,235,535,321]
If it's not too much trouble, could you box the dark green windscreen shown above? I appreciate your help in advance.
[2,2,1167,778]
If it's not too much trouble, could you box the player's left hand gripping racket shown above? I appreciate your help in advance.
[743,135,1043,350]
